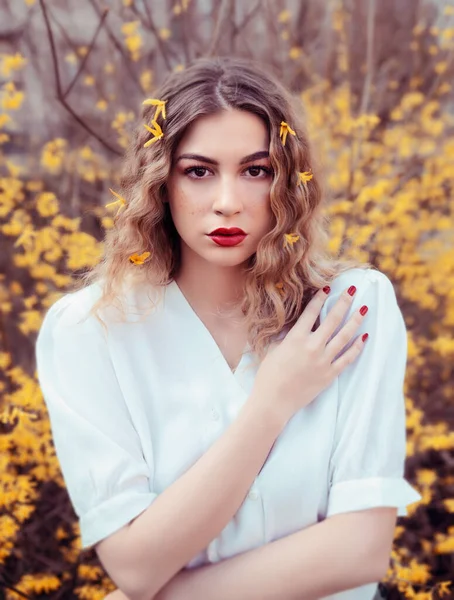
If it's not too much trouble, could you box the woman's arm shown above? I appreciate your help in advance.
[102,393,287,600]
[106,508,389,600]
[153,508,391,600]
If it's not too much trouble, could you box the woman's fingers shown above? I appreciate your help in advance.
[313,286,357,344]
[287,283,367,373]
[329,332,367,376]
[324,304,367,363]
[289,286,331,339]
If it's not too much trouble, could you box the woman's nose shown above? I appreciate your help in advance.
[212,176,243,215]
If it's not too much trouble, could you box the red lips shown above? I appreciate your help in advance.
[208,227,246,236]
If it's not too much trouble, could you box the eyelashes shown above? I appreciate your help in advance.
[183,165,274,179]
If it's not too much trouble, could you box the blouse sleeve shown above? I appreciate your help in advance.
[326,269,422,518]
[35,290,158,551]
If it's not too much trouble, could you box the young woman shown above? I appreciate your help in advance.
[35,56,421,600]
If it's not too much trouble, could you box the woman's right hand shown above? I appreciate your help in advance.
[251,284,369,426]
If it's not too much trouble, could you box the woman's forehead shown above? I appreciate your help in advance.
[175,110,270,159]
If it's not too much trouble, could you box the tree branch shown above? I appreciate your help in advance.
[38,0,121,156]
[141,0,174,72]
[63,6,109,99]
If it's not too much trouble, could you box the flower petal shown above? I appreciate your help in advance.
[298,170,313,184]
[279,121,296,146]
[283,232,300,247]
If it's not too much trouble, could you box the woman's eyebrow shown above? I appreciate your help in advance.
[175,150,269,165]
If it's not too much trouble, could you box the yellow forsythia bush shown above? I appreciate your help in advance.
[0,1,453,598]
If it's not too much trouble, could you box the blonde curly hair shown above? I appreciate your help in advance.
[72,55,371,361]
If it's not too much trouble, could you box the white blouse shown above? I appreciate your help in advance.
[35,266,422,600]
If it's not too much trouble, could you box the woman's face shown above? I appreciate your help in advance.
[166,108,274,270]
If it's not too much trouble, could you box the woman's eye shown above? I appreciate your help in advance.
[247,166,273,177]
[185,166,209,178]
[183,165,273,179]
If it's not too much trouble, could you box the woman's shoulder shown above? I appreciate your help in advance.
[37,283,103,342]
[327,266,395,296]
[41,278,168,333]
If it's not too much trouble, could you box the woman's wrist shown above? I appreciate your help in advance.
[244,385,291,436]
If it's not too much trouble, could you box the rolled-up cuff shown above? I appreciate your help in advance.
[79,490,159,550]
[327,476,422,518]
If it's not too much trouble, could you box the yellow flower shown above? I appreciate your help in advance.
[142,98,167,120]
[105,188,127,216]
[143,119,164,147]
[289,46,302,60]
[1,81,24,111]
[298,170,313,185]
[40,138,67,173]
[96,99,108,111]
[0,52,27,77]
[275,282,285,297]
[36,191,59,217]
[283,233,300,248]
[159,28,171,40]
[65,52,77,65]
[279,121,296,146]
[121,20,140,36]
[140,69,153,92]
[129,251,151,265]
[0,113,12,128]
[14,226,37,250]
[278,9,291,23]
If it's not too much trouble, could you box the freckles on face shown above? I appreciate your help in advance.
[165,109,275,270]
[168,109,273,212]
[169,184,204,217]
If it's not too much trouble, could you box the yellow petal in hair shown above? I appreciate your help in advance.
[298,170,313,184]
[106,188,127,216]
[143,119,164,147]
[279,121,296,146]
[283,232,300,248]
[128,251,151,265]
[142,98,167,120]
[275,281,285,297]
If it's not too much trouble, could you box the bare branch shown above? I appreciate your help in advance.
[141,0,173,71]
[87,0,144,95]
[63,6,109,99]
[358,0,376,116]
[38,0,122,155]
[206,0,234,57]
[232,0,263,38]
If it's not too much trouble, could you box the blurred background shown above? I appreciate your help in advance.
[0,0,453,598]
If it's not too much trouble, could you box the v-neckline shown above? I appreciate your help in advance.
[168,279,250,377]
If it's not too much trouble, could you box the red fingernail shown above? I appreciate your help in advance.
[323,286,331,294]
[348,285,356,296]
[362,333,369,342]
[360,305,368,316]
